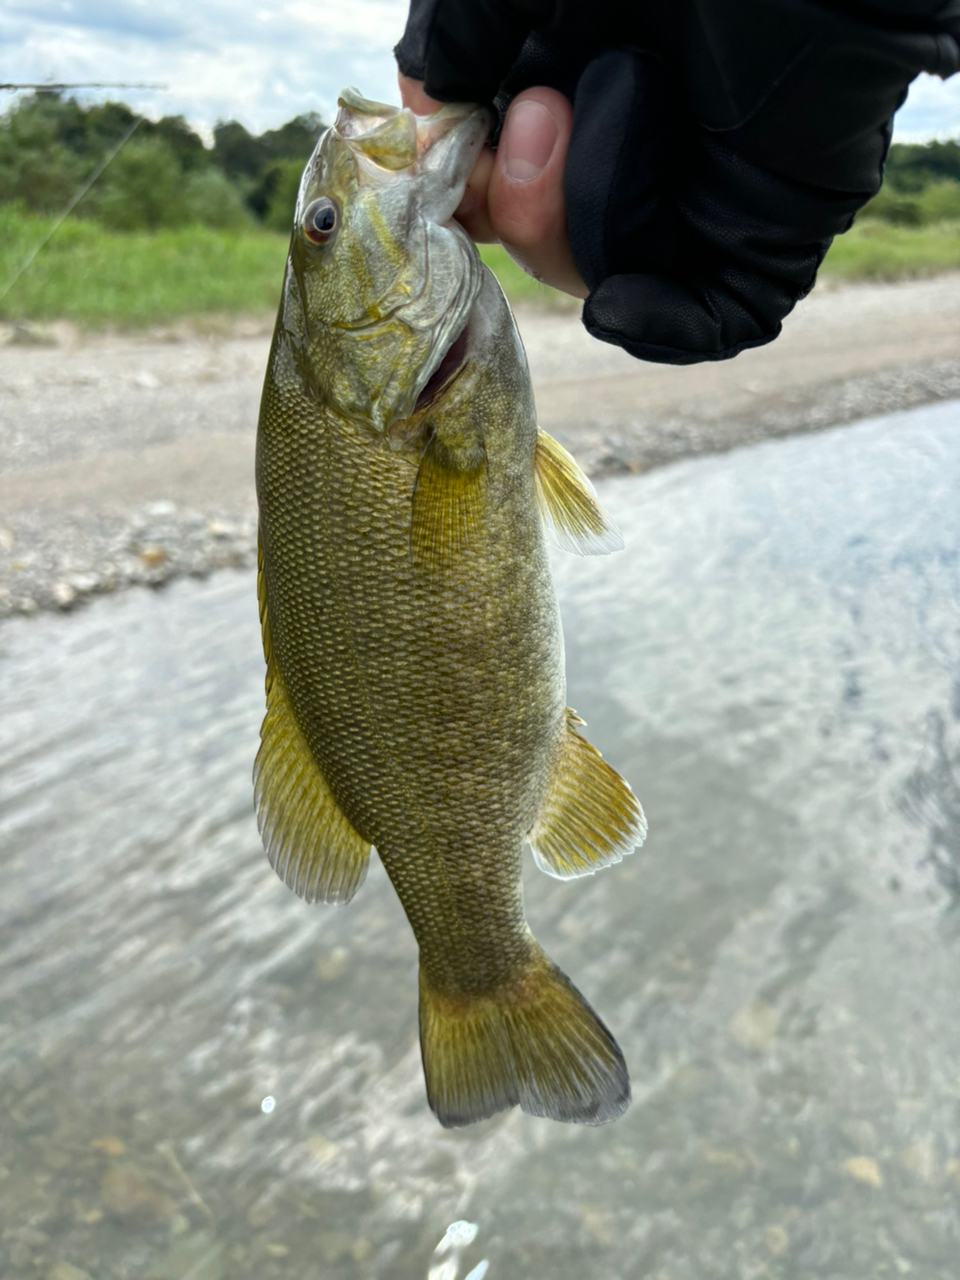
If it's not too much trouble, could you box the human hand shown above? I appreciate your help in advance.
[399,74,586,299]
[396,0,960,365]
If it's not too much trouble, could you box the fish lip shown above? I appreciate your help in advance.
[333,89,488,179]
[413,320,470,414]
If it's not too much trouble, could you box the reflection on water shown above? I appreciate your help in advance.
[1,401,960,1278]
[428,1221,488,1280]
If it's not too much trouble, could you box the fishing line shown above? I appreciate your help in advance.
[0,112,145,307]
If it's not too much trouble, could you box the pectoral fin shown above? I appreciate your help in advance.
[529,709,646,880]
[255,544,371,904]
[411,432,488,572]
[534,429,623,555]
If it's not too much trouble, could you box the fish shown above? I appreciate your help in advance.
[254,87,647,1128]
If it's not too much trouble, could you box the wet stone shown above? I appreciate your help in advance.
[100,1163,177,1225]
[145,1229,225,1280]
[90,1136,127,1157]
[47,1264,93,1280]
[729,998,780,1052]
[843,1156,884,1189]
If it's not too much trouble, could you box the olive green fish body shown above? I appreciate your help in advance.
[255,90,646,1127]
[259,278,559,996]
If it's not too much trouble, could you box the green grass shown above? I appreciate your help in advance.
[478,243,573,307]
[2,206,959,331]
[0,207,290,327]
[820,217,960,282]
[0,209,570,330]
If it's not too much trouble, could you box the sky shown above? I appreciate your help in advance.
[2,0,960,141]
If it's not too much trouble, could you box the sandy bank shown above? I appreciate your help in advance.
[1,274,958,617]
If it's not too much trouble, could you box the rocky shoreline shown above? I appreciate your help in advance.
[2,274,959,621]
[0,503,258,618]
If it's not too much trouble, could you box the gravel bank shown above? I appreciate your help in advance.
[2,274,959,619]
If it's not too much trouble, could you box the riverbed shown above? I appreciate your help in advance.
[1,399,959,1279]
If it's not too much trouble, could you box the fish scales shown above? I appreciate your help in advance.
[259,302,558,991]
[255,88,646,1127]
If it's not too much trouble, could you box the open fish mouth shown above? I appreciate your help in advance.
[334,87,488,178]
[414,321,470,413]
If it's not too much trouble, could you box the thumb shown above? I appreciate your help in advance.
[488,87,586,298]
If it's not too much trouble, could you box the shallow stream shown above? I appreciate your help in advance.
[2,402,959,1279]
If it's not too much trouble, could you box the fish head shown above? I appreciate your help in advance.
[281,87,489,434]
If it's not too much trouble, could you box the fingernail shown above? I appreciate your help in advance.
[501,101,558,183]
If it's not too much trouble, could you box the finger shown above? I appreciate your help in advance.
[488,87,586,298]
[398,73,497,237]
[454,145,497,241]
[397,73,441,116]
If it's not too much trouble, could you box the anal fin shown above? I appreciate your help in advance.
[255,546,370,904]
[529,708,646,879]
[534,429,623,555]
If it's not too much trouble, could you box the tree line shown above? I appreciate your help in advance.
[0,91,324,232]
[2,91,959,234]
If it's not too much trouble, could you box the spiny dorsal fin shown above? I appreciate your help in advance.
[411,433,488,573]
[255,550,371,904]
[534,429,623,555]
[528,708,646,879]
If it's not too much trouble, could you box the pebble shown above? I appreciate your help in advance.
[90,1135,127,1156]
[842,1155,884,1189]
[764,1224,790,1257]
[47,1264,93,1280]
[315,946,349,983]
[0,506,258,619]
[318,1230,355,1264]
[900,1138,938,1184]
[729,998,780,1052]
[51,581,77,610]
[100,1162,177,1225]
[146,1229,225,1280]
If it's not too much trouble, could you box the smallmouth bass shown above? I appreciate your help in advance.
[254,88,646,1127]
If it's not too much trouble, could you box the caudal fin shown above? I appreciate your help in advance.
[418,951,630,1128]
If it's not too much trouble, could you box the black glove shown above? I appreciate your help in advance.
[396,0,960,364]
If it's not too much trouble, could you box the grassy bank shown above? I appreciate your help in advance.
[1,207,958,330]
[820,217,960,282]
[0,208,289,327]
[0,209,562,327]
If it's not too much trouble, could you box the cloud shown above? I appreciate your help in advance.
[0,0,408,133]
[3,2,959,142]
[7,0,188,42]
[894,73,960,142]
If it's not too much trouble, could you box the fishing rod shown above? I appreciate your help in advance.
[0,82,166,91]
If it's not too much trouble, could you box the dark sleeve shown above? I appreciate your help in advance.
[570,1,960,363]
[396,0,960,364]
[395,0,555,103]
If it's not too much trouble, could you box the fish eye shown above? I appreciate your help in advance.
[303,198,339,246]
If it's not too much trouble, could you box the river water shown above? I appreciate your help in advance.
[2,402,959,1279]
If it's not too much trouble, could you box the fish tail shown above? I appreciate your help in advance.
[418,949,630,1128]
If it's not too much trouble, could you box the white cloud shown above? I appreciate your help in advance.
[0,0,409,133]
[2,2,959,142]
[894,73,960,142]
